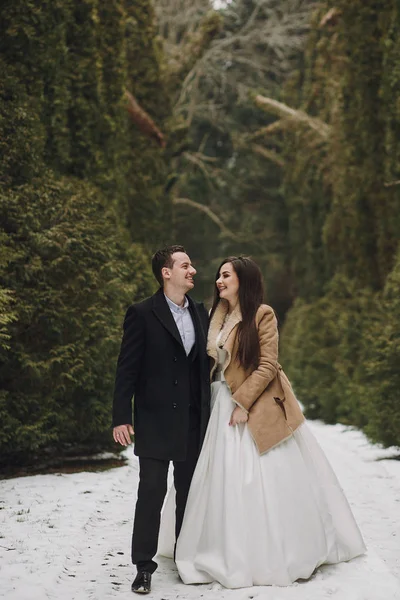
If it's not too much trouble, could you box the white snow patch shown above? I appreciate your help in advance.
[1,421,399,600]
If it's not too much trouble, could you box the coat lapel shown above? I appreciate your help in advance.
[207,300,242,375]
[152,288,185,350]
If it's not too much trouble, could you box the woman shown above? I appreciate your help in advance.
[162,256,366,588]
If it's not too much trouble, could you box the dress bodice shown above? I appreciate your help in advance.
[216,346,227,368]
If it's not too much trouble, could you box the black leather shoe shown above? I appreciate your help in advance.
[131,571,151,594]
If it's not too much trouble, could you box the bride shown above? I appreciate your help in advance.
[160,256,366,588]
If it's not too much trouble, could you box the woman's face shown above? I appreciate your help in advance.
[216,262,239,306]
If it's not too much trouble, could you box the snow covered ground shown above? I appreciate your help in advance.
[1,421,399,600]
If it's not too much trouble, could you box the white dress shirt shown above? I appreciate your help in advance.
[164,294,195,356]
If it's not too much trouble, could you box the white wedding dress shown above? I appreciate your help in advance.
[158,341,366,588]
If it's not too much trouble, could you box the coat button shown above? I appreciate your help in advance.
[172,403,177,409]
[174,380,178,385]
[173,356,178,362]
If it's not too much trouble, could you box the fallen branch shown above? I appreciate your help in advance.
[125,90,166,148]
[173,197,239,240]
[255,95,330,139]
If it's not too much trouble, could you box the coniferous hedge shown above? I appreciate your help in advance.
[281,1,400,448]
[0,176,154,462]
[360,251,400,447]
[0,0,166,465]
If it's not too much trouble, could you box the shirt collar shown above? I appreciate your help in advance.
[164,293,189,313]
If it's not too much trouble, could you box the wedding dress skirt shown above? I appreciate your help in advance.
[158,380,366,588]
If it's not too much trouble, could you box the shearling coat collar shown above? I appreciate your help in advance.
[207,300,242,377]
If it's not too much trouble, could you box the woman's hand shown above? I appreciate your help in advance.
[229,405,248,426]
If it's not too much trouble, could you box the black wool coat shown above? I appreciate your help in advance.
[112,288,211,461]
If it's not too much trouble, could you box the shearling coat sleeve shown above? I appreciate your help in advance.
[232,306,279,413]
[112,306,145,427]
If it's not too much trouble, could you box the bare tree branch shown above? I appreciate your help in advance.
[255,94,331,138]
[251,144,285,167]
[320,8,341,28]
[125,90,166,148]
[384,180,400,188]
[247,120,288,140]
[182,152,220,187]
[190,151,218,163]
[172,0,317,114]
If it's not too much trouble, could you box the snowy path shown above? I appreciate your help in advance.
[1,421,399,600]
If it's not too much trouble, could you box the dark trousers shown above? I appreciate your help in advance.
[131,414,200,574]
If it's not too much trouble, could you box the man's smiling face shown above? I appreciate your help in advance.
[162,252,197,293]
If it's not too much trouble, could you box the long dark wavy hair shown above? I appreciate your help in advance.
[210,256,264,371]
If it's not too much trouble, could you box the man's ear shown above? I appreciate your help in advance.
[161,266,170,281]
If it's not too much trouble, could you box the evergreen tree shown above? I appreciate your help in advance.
[0,0,167,465]
[279,1,400,447]
[359,251,400,447]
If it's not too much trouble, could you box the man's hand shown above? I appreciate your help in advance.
[229,405,248,426]
[113,424,134,446]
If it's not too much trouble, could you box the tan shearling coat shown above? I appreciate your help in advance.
[207,300,304,454]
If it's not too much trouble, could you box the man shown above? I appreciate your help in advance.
[112,245,210,594]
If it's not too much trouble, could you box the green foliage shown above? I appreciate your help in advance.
[282,276,375,427]
[379,2,400,272]
[280,5,336,302]
[0,176,155,464]
[281,0,400,448]
[124,0,172,244]
[282,139,332,302]
[323,0,387,289]
[356,251,400,447]
[0,0,168,465]
[0,56,45,186]
[0,287,16,353]
[280,297,337,422]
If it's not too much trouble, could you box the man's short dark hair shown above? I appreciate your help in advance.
[152,245,186,286]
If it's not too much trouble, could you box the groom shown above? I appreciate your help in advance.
[112,245,210,594]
